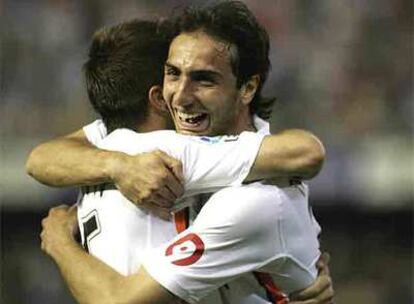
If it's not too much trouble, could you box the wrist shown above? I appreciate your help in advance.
[47,234,79,261]
[101,150,127,183]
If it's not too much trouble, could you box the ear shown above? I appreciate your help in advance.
[148,85,168,113]
[239,75,260,106]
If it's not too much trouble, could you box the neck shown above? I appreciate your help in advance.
[136,109,170,133]
[230,107,256,135]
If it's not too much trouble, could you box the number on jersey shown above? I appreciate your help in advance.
[80,210,101,253]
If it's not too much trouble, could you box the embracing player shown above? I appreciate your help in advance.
[30,2,333,304]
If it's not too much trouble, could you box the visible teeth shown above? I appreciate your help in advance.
[177,112,202,119]
[176,111,205,124]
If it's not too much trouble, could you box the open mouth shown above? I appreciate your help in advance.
[175,110,210,133]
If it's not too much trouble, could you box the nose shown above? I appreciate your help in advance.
[173,77,195,109]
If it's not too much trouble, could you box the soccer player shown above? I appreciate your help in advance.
[35,2,333,303]
[69,20,322,278]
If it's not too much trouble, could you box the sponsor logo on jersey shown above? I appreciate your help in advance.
[165,233,205,266]
[199,136,222,144]
[196,135,239,144]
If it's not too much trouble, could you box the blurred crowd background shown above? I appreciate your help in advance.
[1,0,412,303]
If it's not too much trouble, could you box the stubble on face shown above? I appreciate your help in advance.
[163,31,251,136]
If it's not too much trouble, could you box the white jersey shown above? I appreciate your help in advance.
[78,120,265,275]
[80,118,322,304]
[142,182,321,304]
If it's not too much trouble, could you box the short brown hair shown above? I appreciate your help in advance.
[83,20,169,132]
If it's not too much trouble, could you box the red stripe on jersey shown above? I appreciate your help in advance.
[174,207,189,233]
[253,272,288,304]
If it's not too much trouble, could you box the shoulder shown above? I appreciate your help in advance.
[207,182,283,210]
[193,183,284,237]
[99,129,179,154]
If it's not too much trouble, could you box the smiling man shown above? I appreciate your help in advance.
[35,2,333,304]
[164,31,256,136]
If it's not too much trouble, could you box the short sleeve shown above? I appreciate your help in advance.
[82,119,108,146]
[142,184,284,303]
[95,129,266,209]
[180,131,266,198]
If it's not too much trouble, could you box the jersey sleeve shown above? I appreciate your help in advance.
[178,132,266,198]
[97,129,266,206]
[82,119,108,146]
[141,184,285,303]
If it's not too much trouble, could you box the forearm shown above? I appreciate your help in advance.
[50,241,177,304]
[26,130,123,187]
[247,129,325,181]
[50,240,124,304]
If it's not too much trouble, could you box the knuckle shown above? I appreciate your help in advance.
[140,190,151,201]
[159,172,169,182]
[326,276,333,285]
[151,179,163,189]
[154,149,164,156]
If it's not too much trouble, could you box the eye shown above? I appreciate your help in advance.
[193,74,216,86]
[165,66,179,77]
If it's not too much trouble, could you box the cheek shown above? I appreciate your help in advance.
[162,83,171,98]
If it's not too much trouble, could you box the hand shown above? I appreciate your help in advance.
[40,205,79,258]
[109,150,184,219]
[289,252,334,304]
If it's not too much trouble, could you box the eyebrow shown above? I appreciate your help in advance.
[164,62,223,80]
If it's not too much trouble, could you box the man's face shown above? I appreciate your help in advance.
[163,31,247,136]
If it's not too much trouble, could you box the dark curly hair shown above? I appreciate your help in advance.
[169,1,275,120]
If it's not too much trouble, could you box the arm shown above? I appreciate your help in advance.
[42,205,333,304]
[246,129,325,181]
[41,205,179,304]
[27,129,184,208]
[26,129,119,187]
[290,252,334,304]
[27,126,324,206]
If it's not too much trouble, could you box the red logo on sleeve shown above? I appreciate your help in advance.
[165,233,205,266]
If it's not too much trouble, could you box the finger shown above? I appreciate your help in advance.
[163,170,184,199]
[290,276,330,300]
[289,300,316,304]
[294,285,334,303]
[155,150,184,183]
[148,204,172,221]
[319,286,334,303]
[152,187,176,207]
[289,299,333,304]
[49,205,68,215]
[150,193,174,209]
[68,204,78,214]
[55,204,70,210]
[317,252,331,275]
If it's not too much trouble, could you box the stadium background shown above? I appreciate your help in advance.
[1,0,412,303]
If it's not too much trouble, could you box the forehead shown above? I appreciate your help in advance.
[167,31,234,74]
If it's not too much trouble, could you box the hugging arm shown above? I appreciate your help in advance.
[42,204,333,304]
[26,128,184,209]
[41,205,182,304]
[247,129,325,182]
[26,129,118,187]
[27,125,325,201]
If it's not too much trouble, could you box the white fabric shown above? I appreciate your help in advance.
[141,117,321,303]
[78,120,265,275]
[82,119,107,146]
[80,117,322,304]
[99,128,265,204]
[142,182,321,304]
